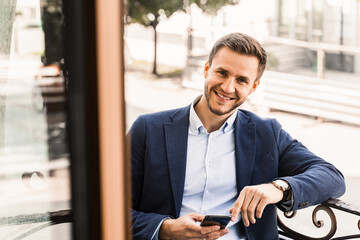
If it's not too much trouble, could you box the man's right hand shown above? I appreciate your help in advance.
[158,213,229,240]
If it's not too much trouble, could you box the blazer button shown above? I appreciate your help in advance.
[298,201,310,209]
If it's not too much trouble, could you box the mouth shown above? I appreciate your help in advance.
[214,90,235,101]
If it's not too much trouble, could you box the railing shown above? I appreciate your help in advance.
[260,71,360,126]
[263,36,360,79]
[278,198,360,240]
[259,37,360,126]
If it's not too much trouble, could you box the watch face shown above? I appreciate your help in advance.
[274,180,289,191]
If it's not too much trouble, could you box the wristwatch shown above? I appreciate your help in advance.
[271,179,291,202]
[271,179,290,191]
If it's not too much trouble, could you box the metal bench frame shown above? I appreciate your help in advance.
[278,198,360,240]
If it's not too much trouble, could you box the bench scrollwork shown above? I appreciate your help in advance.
[278,198,360,240]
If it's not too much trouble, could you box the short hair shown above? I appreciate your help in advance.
[208,33,267,81]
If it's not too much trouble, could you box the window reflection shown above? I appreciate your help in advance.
[0,0,71,239]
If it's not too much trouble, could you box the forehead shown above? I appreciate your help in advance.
[211,47,259,81]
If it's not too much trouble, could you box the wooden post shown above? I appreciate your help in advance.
[95,0,131,239]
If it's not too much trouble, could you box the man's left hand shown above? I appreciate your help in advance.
[229,183,283,227]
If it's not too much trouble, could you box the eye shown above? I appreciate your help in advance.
[236,77,248,84]
[218,70,227,78]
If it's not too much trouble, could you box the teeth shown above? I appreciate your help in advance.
[217,92,231,100]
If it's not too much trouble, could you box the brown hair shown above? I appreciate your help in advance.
[208,33,267,81]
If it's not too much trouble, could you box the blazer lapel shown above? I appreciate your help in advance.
[164,105,190,217]
[234,110,256,193]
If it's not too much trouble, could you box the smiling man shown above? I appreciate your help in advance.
[196,46,260,132]
[130,33,345,240]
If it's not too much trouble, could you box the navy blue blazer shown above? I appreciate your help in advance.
[130,105,345,240]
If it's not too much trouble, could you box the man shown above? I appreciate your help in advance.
[130,33,345,239]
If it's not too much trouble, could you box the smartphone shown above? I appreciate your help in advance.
[200,215,231,229]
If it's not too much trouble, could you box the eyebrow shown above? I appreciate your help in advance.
[216,67,250,83]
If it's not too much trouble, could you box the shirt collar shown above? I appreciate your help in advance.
[189,95,238,135]
[189,96,204,134]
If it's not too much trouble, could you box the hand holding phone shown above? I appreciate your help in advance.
[200,215,231,229]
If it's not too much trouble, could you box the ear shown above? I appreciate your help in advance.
[249,80,260,95]
[203,61,210,79]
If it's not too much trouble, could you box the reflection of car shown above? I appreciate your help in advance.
[32,64,66,112]
[32,63,69,161]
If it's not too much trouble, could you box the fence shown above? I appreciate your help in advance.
[261,37,360,126]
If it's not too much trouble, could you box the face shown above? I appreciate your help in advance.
[203,47,260,117]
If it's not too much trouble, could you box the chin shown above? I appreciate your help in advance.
[209,104,236,116]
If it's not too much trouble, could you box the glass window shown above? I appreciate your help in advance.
[0,0,71,239]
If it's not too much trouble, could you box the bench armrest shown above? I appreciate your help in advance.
[278,198,360,240]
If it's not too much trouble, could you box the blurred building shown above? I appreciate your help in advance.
[268,0,360,74]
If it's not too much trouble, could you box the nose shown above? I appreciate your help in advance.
[221,78,235,93]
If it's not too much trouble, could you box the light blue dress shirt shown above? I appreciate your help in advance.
[178,101,246,239]
[152,100,247,240]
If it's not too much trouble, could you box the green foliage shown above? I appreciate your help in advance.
[127,0,241,27]
[192,0,240,15]
[126,0,241,74]
[127,0,184,27]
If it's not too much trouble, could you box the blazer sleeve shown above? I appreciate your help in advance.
[271,119,346,211]
[130,116,172,239]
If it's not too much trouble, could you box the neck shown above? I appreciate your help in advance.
[194,96,233,133]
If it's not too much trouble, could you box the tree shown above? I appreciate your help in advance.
[127,0,184,75]
[187,0,240,57]
[193,0,239,15]
[127,0,240,75]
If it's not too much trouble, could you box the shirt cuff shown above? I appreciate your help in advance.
[151,217,171,240]
[279,189,294,211]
